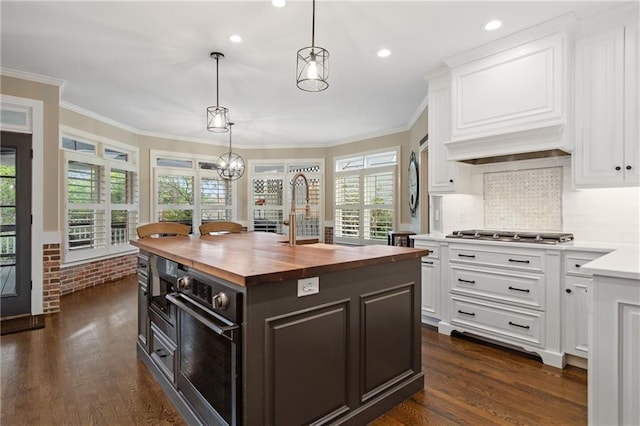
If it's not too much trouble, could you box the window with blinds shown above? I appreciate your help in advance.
[62,131,139,262]
[248,160,324,238]
[334,150,397,245]
[151,152,235,234]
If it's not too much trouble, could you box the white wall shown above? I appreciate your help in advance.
[437,156,640,244]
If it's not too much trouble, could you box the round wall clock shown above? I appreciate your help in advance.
[408,151,419,217]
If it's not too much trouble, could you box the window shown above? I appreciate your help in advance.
[62,130,138,262]
[151,152,235,233]
[248,160,324,239]
[334,149,397,245]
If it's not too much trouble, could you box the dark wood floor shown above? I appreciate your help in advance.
[1,275,587,425]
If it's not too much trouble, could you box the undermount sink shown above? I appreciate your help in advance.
[277,238,319,245]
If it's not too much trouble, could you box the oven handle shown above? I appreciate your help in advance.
[166,293,238,342]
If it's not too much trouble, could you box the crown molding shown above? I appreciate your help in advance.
[60,101,141,134]
[0,67,65,87]
[406,92,428,132]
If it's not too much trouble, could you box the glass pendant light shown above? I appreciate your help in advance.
[216,123,245,181]
[207,52,230,132]
[296,0,329,92]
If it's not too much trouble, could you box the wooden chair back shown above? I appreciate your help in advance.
[199,221,243,235]
[136,222,191,238]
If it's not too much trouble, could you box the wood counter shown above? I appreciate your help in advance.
[130,232,428,286]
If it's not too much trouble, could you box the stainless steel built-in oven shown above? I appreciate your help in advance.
[166,267,242,426]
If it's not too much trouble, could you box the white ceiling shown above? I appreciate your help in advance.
[0,1,625,149]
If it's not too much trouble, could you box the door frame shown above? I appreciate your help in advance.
[1,95,45,315]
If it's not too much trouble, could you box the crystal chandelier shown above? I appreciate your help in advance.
[207,52,230,132]
[216,123,245,181]
[296,0,329,92]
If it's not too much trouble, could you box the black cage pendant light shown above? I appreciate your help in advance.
[207,52,230,132]
[216,123,245,181]
[296,0,329,92]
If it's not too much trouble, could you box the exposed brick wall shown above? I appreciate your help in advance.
[60,253,137,296]
[324,226,334,245]
[43,244,61,313]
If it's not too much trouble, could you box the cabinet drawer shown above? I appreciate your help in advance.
[414,242,440,259]
[149,322,176,384]
[450,266,545,310]
[564,251,606,277]
[450,296,544,347]
[450,245,543,272]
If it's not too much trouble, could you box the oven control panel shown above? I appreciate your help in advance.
[177,267,241,323]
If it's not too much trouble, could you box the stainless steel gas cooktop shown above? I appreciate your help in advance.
[445,229,574,245]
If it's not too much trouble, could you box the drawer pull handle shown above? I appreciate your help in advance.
[458,278,476,284]
[422,261,434,265]
[508,286,530,293]
[458,254,476,258]
[508,258,530,264]
[575,264,581,268]
[458,310,475,316]
[508,321,530,330]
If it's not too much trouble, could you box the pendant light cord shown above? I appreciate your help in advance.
[311,0,315,48]
[215,55,220,106]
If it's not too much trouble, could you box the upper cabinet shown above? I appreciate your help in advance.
[427,70,470,194]
[574,22,639,188]
[440,16,575,162]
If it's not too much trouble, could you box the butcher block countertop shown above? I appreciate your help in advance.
[131,232,428,287]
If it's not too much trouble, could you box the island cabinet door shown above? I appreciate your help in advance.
[263,301,350,426]
[360,285,416,401]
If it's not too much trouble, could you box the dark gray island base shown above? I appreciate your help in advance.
[132,233,426,425]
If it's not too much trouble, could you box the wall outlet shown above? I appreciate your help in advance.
[297,277,319,297]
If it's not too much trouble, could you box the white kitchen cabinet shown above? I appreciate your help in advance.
[562,251,606,359]
[574,23,639,188]
[426,70,470,194]
[438,242,564,368]
[588,274,640,425]
[415,241,441,326]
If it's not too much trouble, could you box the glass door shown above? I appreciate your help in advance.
[1,131,32,317]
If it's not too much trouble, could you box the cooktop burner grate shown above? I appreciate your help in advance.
[445,229,574,244]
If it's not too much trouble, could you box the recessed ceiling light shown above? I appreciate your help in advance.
[484,20,502,31]
[272,0,286,7]
[377,49,391,58]
[229,34,242,43]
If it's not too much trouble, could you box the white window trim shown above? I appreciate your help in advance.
[247,158,325,239]
[333,147,400,246]
[61,128,139,264]
[150,150,238,233]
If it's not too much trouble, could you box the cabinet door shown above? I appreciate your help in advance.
[563,275,590,357]
[421,259,440,321]
[624,24,640,185]
[574,28,626,187]
[428,73,458,193]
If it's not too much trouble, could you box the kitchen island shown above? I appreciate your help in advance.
[132,232,427,426]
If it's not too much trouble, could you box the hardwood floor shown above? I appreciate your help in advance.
[1,275,587,425]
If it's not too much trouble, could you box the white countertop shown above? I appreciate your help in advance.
[411,233,634,253]
[581,248,640,281]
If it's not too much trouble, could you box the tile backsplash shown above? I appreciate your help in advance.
[438,157,639,244]
[484,167,562,231]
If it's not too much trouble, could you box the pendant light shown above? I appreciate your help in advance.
[296,0,329,92]
[207,52,230,132]
[216,123,245,181]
